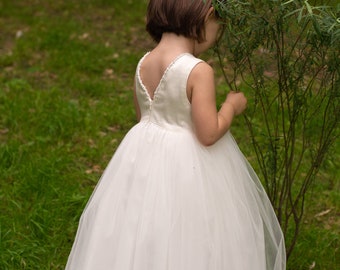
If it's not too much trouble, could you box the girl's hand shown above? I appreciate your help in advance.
[224,91,247,116]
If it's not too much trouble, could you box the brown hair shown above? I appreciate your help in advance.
[146,0,213,43]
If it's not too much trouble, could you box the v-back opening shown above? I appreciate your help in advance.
[137,52,190,102]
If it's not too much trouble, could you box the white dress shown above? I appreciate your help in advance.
[65,53,286,270]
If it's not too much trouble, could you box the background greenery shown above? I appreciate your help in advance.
[0,0,338,269]
[214,0,339,258]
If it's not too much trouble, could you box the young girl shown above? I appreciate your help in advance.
[65,0,286,269]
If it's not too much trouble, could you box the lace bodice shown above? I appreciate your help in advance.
[135,53,202,131]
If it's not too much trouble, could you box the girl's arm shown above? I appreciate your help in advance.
[188,62,247,146]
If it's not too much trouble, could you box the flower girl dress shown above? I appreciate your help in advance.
[65,53,286,270]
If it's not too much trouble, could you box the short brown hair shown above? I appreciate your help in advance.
[146,0,213,43]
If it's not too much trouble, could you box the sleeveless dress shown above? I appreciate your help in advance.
[65,53,286,270]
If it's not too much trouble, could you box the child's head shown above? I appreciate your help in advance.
[146,0,220,43]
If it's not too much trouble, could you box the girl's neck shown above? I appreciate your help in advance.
[156,33,195,55]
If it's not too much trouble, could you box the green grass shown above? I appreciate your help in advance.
[0,0,339,269]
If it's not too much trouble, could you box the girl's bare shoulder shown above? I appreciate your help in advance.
[189,61,214,86]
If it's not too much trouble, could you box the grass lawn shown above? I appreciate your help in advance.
[0,0,339,269]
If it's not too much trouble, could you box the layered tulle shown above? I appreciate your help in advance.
[66,122,285,270]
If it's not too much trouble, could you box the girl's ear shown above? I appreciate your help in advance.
[205,6,215,22]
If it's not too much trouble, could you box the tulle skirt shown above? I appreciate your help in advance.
[65,121,286,270]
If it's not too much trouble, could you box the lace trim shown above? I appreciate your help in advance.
[136,52,191,102]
